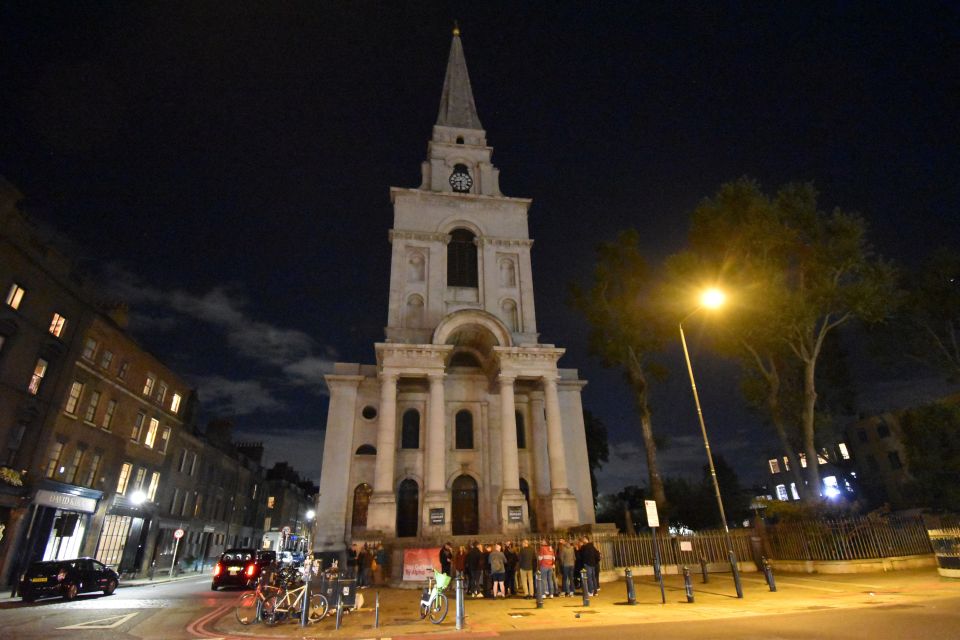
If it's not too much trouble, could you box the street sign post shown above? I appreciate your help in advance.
[645,500,666,604]
[170,528,184,577]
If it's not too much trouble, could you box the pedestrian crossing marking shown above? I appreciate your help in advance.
[57,611,139,629]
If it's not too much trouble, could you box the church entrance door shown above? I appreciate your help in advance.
[451,475,478,535]
[396,479,419,538]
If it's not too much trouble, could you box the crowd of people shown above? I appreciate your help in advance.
[439,536,602,599]
[344,542,388,588]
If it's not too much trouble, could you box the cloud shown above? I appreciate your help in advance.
[194,375,284,416]
[283,356,336,392]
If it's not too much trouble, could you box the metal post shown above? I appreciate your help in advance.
[580,568,590,606]
[375,591,380,628]
[700,555,709,583]
[763,557,777,592]
[300,577,310,627]
[680,320,743,599]
[683,566,694,603]
[169,536,181,578]
[335,590,344,630]
[455,574,465,630]
[534,570,543,608]
[651,529,666,604]
[625,568,636,605]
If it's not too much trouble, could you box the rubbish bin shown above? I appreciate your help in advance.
[927,528,960,578]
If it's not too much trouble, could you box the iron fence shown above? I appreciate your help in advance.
[764,515,933,561]
[605,529,754,571]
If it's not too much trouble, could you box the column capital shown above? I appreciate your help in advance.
[427,371,446,382]
[379,370,399,384]
[541,373,560,385]
[498,373,517,385]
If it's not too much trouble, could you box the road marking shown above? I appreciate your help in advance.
[57,612,139,629]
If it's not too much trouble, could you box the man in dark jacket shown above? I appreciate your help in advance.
[518,539,536,597]
[439,542,454,577]
[580,536,601,596]
[466,541,483,596]
[504,541,519,596]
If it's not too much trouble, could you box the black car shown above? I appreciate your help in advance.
[211,548,276,590]
[20,558,119,602]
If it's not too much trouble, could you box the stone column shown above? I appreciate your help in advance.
[367,372,398,533]
[543,374,580,528]
[422,373,451,535]
[499,374,527,532]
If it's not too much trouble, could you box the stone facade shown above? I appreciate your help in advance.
[313,33,594,552]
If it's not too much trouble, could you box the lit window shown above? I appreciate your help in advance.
[158,426,171,454]
[267,496,276,509]
[101,399,117,430]
[775,484,788,501]
[768,459,781,474]
[144,418,159,448]
[82,337,98,360]
[823,475,841,499]
[100,349,114,370]
[817,451,828,465]
[64,448,85,484]
[65,381,84,414]
[84,390,100,423]
[170,393,182,414]
[147,472,161,501]
[49,313,67,337]
[132,467,146,492]
[117,362,129,379]
[156,382,167,404]
[142,375,155,396]
[838,443,850,460]
[5,283,25,309]
[790,483,800,500]
[116,462,132,494]
[799,453,808,468]
[131,412,145,442]
[44,441,65,478]
[83,452,102,487]
[783,456,790,471]
[28,358,48,395]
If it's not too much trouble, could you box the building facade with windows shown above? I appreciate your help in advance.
[764,442,859,503]
[314,32,594,552]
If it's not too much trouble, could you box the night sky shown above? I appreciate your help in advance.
[2,2,958,494]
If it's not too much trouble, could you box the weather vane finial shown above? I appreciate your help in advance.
[453,20,460,37]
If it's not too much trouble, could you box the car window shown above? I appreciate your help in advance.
[93,561,106,572]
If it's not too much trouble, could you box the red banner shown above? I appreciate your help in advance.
[402,547,441,581]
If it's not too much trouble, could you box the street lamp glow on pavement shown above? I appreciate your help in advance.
[679,287,744,599]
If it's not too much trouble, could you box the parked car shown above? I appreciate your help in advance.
[211,548,276,590]
[20,558,119,602]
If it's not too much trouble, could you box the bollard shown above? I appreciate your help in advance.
[335,590,344,630]
[300,578,310,627]
[729,550,743,599]
[683,566,694,603]
[534,570,544,608]
[700,556,709,583]
[375,591,380,628]
[624,568,636,605]
[763,557,777,592]
[580,568,590,606]
[256,592,263,622]
[455,574,465,630]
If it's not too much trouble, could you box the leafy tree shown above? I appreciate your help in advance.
[679,178,898,496]
[900,402,960,510]
[583,410,610,505]
[595,485,647,533]
[882,249,960,381]
[571,230,672,513]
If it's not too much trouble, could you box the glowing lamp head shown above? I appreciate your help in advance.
[306,509,316,520]
[130,490,147,505]
[700,288,726,310]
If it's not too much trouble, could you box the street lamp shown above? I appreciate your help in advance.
[679,287,743,599]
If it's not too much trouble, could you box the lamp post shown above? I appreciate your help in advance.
[679,288,743,599]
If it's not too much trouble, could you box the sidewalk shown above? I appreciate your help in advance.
[209,568,960,638]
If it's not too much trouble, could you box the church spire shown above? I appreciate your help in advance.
[436,25,483,130]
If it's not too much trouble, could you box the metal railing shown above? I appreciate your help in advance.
[764,515,933,561]
[605,529,754,571]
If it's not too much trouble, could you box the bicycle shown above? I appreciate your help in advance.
[235,579,284,625]
[418,569,451,624]
[262,579,328,626]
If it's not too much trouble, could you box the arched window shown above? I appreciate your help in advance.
[455,410,473,449]
[456,136,464,144]
[447,229,478,288]
[405,294,424,328]
[355,444,377,455]
[352,483,373,529]
[501,299,518,332]
[407,252,425,282]
[515,411,526,449]
[401,409,420,449]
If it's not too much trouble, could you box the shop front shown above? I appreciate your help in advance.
[17,481,103,572]
[95,494,157,576]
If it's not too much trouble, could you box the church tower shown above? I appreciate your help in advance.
[315,30,594,554]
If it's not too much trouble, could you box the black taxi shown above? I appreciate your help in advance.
[20,558,119,602]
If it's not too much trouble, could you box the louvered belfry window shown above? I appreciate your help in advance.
[447,228,478,287]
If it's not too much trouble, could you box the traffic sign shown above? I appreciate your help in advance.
[282,525,291,535]
[644,500,660,528]
[174,528,185,539]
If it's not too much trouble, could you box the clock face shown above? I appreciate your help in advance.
[449,169,473,193]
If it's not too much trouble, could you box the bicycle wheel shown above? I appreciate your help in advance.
[308,594,329,622]
[429,593,448,624]
[235,592,259,625]
[261,595,284,626]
